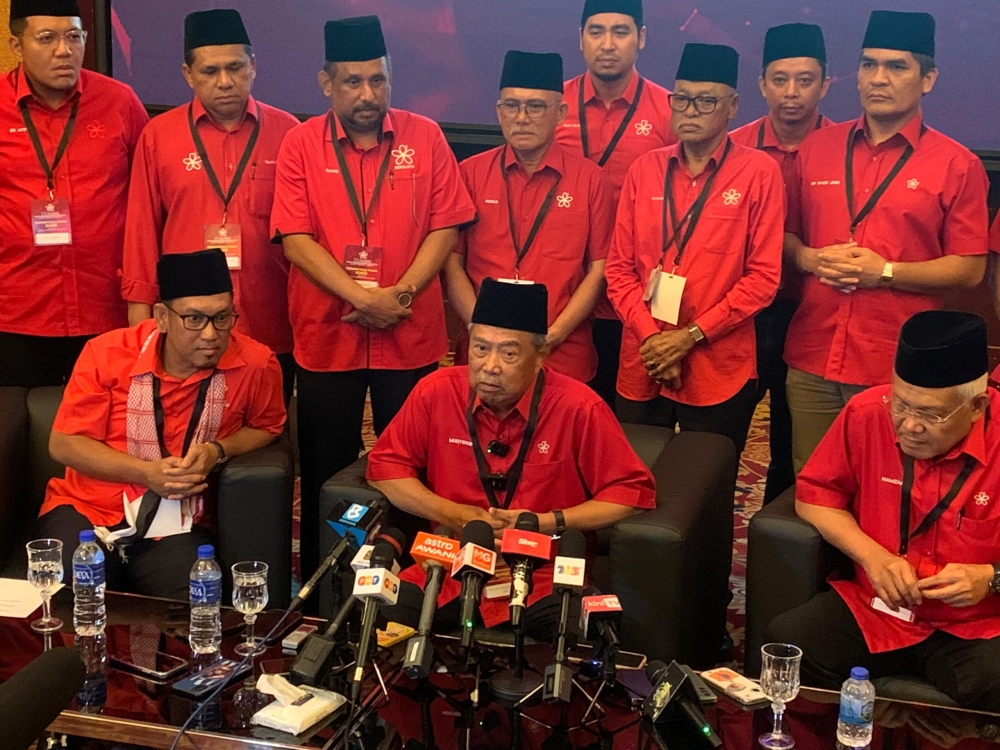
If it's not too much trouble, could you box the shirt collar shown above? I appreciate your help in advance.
[856,111,924,149]
[331,108,395,147]
[502,140,565,178]
[667,134,730,173]
[472,372,540,422]
[761,111,823,152]
[894,404,990,466]
[14,63,83,109]
[191,94,258,131]
[582,68,641,106]
[128,322,246,382]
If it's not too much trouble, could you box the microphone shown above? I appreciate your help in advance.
[288,595,359,686]
[0,647,85,750]
[486,440,510,457]
[350,537,401,703]
[451,520,498,650]
[543,529,586,703]
[500,512,552,630]
[580,586,622,651]
[403,531,460,679]
[643,660,722,748]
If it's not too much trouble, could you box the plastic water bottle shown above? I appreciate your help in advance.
[189,544,222,655]
[837,666,876,747]
[72,530,106,636]
[74,633,108,714]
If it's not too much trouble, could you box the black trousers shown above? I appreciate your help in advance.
[0,332,92,388]
[590,318,623,415]
[753,300,797,504]
[35,505,212,601]
[296,363,437,585]
[277,351,296,406]
[765,590,1000,712]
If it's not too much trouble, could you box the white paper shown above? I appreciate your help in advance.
[650,272,686,325]
[253,674,346,735]
[0,578,65,619]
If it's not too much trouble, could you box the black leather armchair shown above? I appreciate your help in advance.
[317,425,737,668]
[0,386,296,607]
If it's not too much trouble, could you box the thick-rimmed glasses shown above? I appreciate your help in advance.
[882,394,974,426]
[164,305,239,332]
[30,30,88,48]
[497,99,552,120]
[668,93,733,114]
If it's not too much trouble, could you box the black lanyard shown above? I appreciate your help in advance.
[499,149,560,267]
[661,139,732,268]
[844,122,925,236]
[151,376,213,459]
[19,98,78,198]
[187,101,261,222]
[329,113,393,246]
[756,112,823,149]
[578,75,645,167]
[467,371,545,510]
[897,453,976,556]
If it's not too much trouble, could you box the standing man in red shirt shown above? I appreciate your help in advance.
[558,0,676,410]
[270,15,476,584]
[0,0,148,387]
[730,23,834,503]
[783,11,989,474]
[445,51,614,383]
[767,311,1000,711]
[122,10,300,402]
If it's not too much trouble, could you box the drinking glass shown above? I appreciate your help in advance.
[758,643,802,749]
[26,539,64,633]
[232,561,268,656]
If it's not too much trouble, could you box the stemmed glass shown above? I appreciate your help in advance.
[758,643,802,749]
[232,561,268,656]
[26,539,64,633]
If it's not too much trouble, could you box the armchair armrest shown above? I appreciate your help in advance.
[0,388,29,574]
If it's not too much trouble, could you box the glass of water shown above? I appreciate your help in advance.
[232,561,268,656]
[758,643,802,749]
[26,539,64,633]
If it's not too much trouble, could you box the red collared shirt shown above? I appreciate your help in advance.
[271,110,476,372]
[798,385,1000,653]
[0,67,148,337]
[606,138,785,406]
[365,366,655,627]
[40,319,286,527]
[990,212,1000,253]
[456,143,614,382]
[784,114,990,386]
[122,97,299,354]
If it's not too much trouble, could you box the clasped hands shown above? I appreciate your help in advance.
[640,329,697,390]
[812,241,887,292]
[145,442,221,512]
[342,283,417,329]
[863,551,993,611]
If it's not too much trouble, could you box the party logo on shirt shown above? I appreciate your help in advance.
[183,152,203,171]
[86,121,105,139]
[634,119,653,136]
[537,441,550,454]
[976,492,990,507]
[391,144,416,170]
[907,179,920,190]
[556,192,574,209]
[722,188,742,206]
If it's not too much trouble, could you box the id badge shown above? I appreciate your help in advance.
[650,271,686,325]
[205,224,242,270]
[498,278,535,285]
[31,198,72,246]
[642,266,660,303]
[344,244,383,289]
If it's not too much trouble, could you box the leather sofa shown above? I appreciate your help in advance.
[317,424,737,668]
[0,386,296,607]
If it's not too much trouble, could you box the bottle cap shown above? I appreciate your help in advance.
[850,667,869,681]
[197,544,215,559]
[79,530,96,543]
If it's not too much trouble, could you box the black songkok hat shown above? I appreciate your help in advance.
[499,51,564,93]
[471,279,549,336]
[158,249,234,302]
[863,10,935,58]
[763,23,827,67]
[10,0,80,20]
[184,9,251,52]
[894,311,988,389]
[676,43,740,88]
[581,0,643,28]
[324,15,387,63]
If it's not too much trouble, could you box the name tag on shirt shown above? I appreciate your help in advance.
[871,597,915,623]
[205,224,242,270]
[647,268,686,326]
[344,244,383,289]
[31,198,72,246]
[497,278,534,285]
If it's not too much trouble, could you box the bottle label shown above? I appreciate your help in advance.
[839,695,874,726]
[74,563,105,587]
[190,578,222,605]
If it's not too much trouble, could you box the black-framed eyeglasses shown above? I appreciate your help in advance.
[497,99,552,120]
[668,93,732,114]
[164,305,239,332]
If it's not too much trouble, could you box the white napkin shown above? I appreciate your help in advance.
[251,674,346,736]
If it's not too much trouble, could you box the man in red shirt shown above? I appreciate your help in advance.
[0,0,148,388]
[35,250,286,599]
[271,15,476,584]
[367,278,654,637]
[122,10,300,402]
[445,51,614,383]
[767,311,1000,711]
[783,11,989,474]
[606,43,784,458]
[558,0,676,410]
[730,23,834,504]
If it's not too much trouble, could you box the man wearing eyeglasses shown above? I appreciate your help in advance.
[35,249,285,598]
[0,0,148,388]
[444,51,614,383]
[767,311,1000,712]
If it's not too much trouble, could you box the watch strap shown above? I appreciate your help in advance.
[991,563,1000,595]
[552,509,567,535]
[210,440,228,464]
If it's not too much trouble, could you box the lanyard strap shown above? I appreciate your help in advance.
[328,113,393,246]
[661,139,732,268]
[467,371,545,510]
[499,149,561,266]
[898,453,976,556]
[755,112,823,149]
[187,101,261,222]
[844,122,924,236]
[152,376,213,459]
[578,75,645,167]
[19,98,79,197]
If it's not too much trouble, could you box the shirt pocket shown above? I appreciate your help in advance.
[539,205,590,263]
[516,460,582,512]
[947,515,1000,565]
[694,209,749,254]
[250,163,277,219]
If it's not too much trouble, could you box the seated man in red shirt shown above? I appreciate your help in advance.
[35,249,286,599]
[766,311,1000,711]
[367,278,655,639]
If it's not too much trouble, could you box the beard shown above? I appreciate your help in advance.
[341,104,387,134]
[592,69,626,83]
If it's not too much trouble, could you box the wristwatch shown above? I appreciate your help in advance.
[397,291,413,309]
[552,509,567,535]
[989,563,1000,596]
[687,324,706,344]
[880,261,894,287]
[210,440,228,465]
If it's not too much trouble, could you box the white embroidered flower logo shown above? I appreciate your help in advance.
[556,192,574,208]
[907,179,920,190]
[722,188,741,206]
[537,441,550,455]
[392,145,415,167]
[976,492,990,506]
[86,121,105,139]
[634,119,653,136]
[183,152,203,171]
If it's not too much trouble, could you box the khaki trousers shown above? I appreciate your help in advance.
[786,367,870,474]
